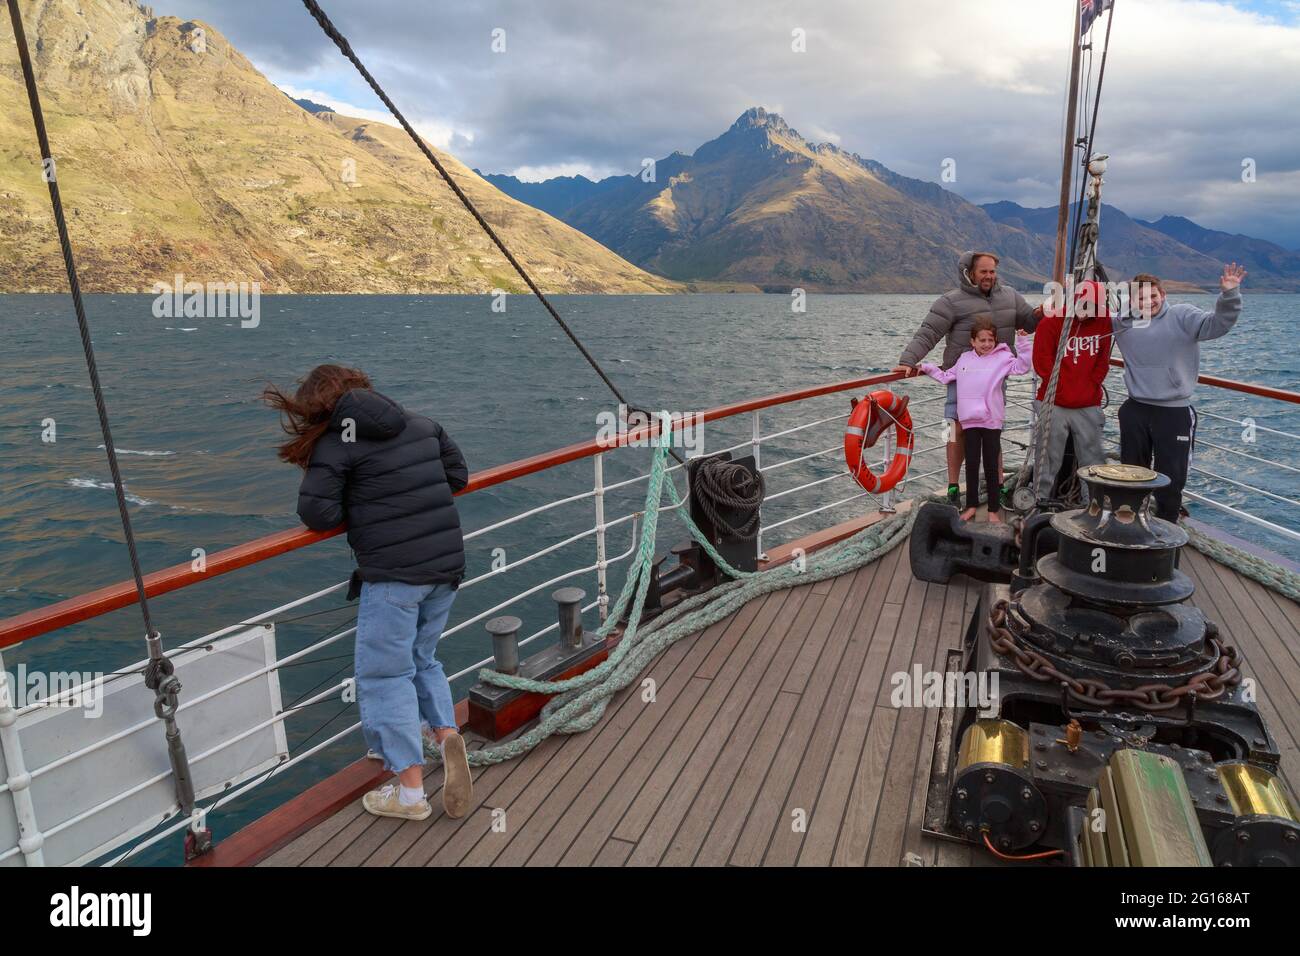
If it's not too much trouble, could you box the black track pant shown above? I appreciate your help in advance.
[1118,398,1197,523]
[963,427,1002,513]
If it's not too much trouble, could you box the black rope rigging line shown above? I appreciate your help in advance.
[1033,35,1095,491]
[110,648,358,866]
[111,697,357,867]
[1075,4,1116,278]
[297,1,682,462]
[692,457,766,539]
[1064,44,1093,278]
[8,0,207,838]
[1026,6,1117,505]
[112,652,357,865]
[5,0,158,640]
[1067,3,1116,281]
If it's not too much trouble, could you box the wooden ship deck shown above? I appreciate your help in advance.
[257,532,1300,868]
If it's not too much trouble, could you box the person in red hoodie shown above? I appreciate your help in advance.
[1032,280,1113,504]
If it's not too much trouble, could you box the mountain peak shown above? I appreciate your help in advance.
[729,107,796,137]
[291,96,336,115]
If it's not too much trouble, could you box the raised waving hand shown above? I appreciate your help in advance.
[1221,262,1247,291]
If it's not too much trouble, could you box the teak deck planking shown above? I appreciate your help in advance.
[259,539,1299,867]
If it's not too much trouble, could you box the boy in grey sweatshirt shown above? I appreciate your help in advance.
[1113,263,1246,522]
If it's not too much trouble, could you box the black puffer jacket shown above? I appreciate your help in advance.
[297,389,468,598]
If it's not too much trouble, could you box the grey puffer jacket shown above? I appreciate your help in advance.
[898,251,1041,370]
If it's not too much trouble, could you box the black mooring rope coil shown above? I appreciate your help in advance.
[693,458,765,539]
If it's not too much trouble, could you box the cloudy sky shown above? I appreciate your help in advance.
[165,0,1300,248]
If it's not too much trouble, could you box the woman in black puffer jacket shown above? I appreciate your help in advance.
[265,364,473,822]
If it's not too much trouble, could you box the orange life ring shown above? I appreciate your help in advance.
[844,390,914,494]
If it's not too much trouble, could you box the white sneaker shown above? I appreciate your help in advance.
[362,782,432,821]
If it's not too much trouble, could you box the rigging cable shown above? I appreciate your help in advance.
[1026,1,1117,506]
[298,0,681,461]
[1067,6,1116,283]
[1031,32,1094,495]
[4,0,207,854]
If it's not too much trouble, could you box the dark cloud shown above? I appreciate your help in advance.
[164,0,1300,247]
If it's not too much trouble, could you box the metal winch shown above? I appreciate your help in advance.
[1006,464,1232,706]
[915,464,1295,865]
[1036,463,1192,604]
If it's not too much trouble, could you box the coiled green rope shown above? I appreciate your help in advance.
[1182,520,1300,604]
[426,414,932,767]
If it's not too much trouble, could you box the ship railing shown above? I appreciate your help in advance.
[0,367,1294,866]
[0,371,975,865]
[1103,380,1300,547]
[1005,363,1300,547]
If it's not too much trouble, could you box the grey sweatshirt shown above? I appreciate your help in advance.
[1111,289,1243,406]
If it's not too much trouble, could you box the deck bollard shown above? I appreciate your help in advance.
[553,587,586,650]
[468,588,606,740]
[485,615,522,675]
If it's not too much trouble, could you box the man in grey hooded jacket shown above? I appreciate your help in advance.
[893,250,1042,505]
[1114,264,1246,523]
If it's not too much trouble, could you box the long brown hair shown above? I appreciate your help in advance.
[263,364,372,468]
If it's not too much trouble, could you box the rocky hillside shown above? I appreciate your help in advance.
[0,0,678,293]
[486,108,1300,292]
[1139,215,1300,288]
[982,202,1300,292]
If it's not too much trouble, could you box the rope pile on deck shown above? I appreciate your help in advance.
[426,414,936,767]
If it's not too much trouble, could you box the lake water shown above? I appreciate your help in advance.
[1,291,1296,864]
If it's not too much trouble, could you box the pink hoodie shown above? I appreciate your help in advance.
[920,343,1030,429]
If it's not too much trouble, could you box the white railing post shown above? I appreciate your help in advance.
[880,419,897,514]
[593,452,609,622]
[0,650,45,866]
[751,410,767,561]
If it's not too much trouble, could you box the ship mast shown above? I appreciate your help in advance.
[1020,0,1117,510]
[1051,1,1084,287]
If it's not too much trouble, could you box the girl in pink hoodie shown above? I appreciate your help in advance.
[920,316,1031,522]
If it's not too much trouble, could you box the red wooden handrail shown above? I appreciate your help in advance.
[3,365,1295,649]
[0,371,904,648]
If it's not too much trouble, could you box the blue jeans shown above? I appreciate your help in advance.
[355,581,458,773]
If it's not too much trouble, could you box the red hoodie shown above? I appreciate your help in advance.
[1033,281,1113,408]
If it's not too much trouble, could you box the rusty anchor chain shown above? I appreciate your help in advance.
[988,600,1243,713]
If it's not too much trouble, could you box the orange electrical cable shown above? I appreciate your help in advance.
[982,832,1066,862]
